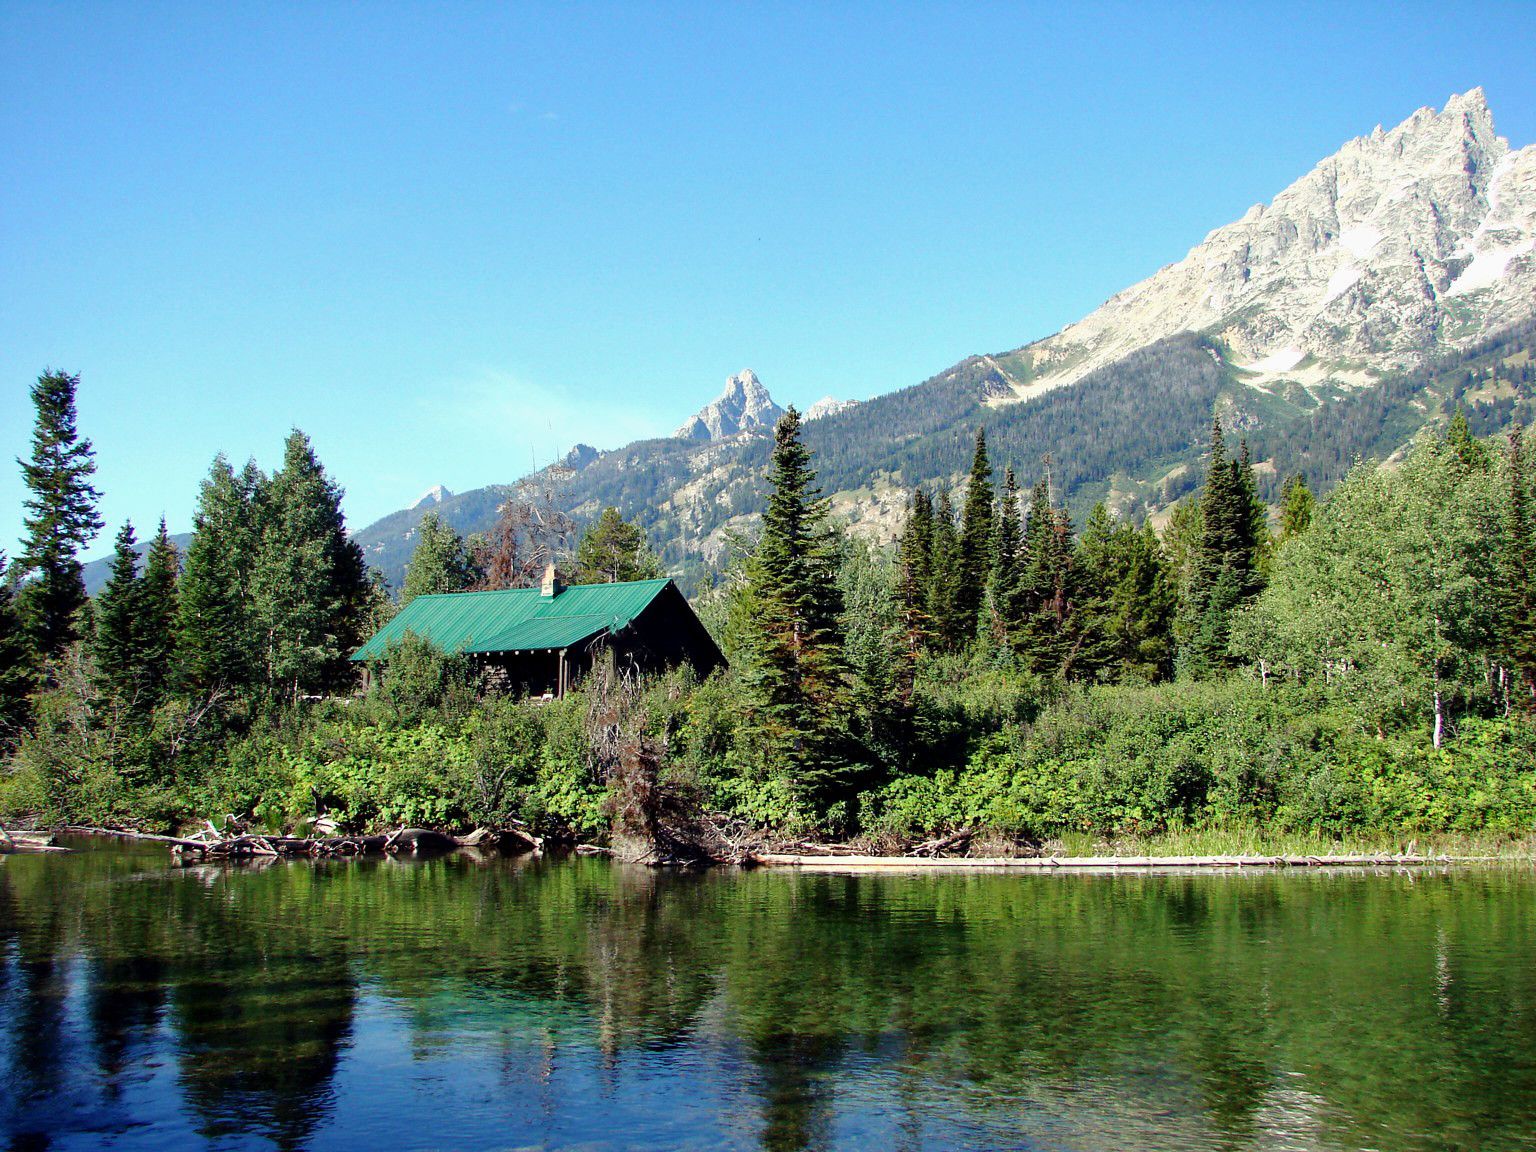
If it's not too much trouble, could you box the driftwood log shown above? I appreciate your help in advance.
[170,825,544,862]
[0,825,70,853]
[749,852,1483,871]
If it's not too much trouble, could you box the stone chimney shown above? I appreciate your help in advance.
[541,562,562,598]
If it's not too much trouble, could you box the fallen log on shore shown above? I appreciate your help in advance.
[169,825,544,862]
[749,852,1489,871]
[0,826,70,853]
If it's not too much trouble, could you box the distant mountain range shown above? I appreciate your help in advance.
[91,90,1536,597]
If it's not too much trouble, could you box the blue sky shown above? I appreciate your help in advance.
[3,1,1534,561]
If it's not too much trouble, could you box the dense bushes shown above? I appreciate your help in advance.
[860,681,1536,841]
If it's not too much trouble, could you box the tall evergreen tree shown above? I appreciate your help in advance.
[925,492,963,649]
[177,455,262,694]
[1179,419,1265,676]
[92,521,145,707]
[1501,424,1536,705]
[0,551,36,747]
[249,430,370,699]
[402,512,485,604]
[897,488,935,657]
[1075,506,1175,683]
[1015,475,1076,675]
[138,518,180,708]
[740,407,850,819]
[988,467,1023,645]
[15,370,103,661]
[955,428,995,638]
[570,507,662,586]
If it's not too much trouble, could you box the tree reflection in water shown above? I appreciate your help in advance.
[1,844,1533,1152]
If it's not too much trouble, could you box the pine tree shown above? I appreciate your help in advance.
[15,370,104,661]
[897,488,934,657]
[1278,474,1316,541]
[925,492,963,649]
[137,518,180,708]
[955,428,995,639]
[988,467,1023,645]
[92,521,145,707]
[402,512,484,604]
[177,455,262,694]
[1501,424,1536,705]
[1234,439,1271,591]
[249,430,370,699]
[1179,419,1265,676]
[1015,475,1076,675]
[1075,506,1175,683]
[740,407,850,820]
[0,551,36,748]
[1446,407,1493,472]
[571,507,662,586]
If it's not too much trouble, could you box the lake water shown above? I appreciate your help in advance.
[2,841,1533,1152]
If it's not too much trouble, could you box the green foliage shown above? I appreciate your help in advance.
[1278,474,1315,541]
[739,407,852,822]
[15,369,103,661]
[177,455,262,693]
[1179,420,1267,677]
[248,430,371,699]
[138,518,180,709]
[400,511,483,605]
[955,428,994,635]
[0,550,35,749]
[571,507,663,585]
[1234,431,1500,746]
[366,632,476,726]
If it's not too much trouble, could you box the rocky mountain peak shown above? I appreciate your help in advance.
[411,484,453,509]
[1004,88,1535,404]
[675,370,786,441]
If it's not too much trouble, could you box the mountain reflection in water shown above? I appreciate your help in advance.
[2,841,1532,1152]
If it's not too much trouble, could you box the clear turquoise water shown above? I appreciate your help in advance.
[2,840,1533,1151]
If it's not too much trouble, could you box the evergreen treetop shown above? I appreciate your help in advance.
[16,369,103,660]
[572,507,663,586]
[402,512,484,604]
[955,428,995,636]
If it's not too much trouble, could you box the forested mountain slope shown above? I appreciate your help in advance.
[351,90,1536,592]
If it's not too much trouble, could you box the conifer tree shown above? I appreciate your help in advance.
[897,488,935,656]
[1075,506,1175,682]
[1446,407,1493,473]
[15,370,103,661]
[1501,424,1536,705]
[1278,474,1316,541]
[178,455,262,694]
[740,407,850,819]
[1015,475,1076,675]
[571,507,662,586]
[137,518,180,708]
[92,521,145,707]
[402,512,484,604]
[988,467,1023,645]
[1179,419,1265,676]
[249,430,370,699]
[925,492,963,649]
[955,428,995,637]
[0,551,36,747]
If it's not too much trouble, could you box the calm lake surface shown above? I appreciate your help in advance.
[2,841,1533,1152]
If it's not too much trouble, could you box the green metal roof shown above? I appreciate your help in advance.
[351,579,674,661]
